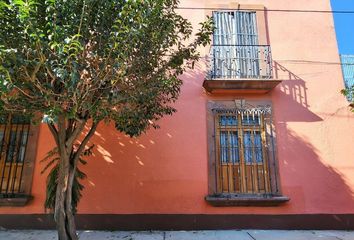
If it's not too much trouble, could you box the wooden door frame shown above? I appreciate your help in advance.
[206,99,282,197]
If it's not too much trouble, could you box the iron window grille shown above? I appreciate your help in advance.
[212,107,279,195]
[0,115,30,197]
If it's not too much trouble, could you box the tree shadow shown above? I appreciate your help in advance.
[74,56,354,216]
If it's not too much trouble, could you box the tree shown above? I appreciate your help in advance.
[342,86,354,111]
[0,0,213,239]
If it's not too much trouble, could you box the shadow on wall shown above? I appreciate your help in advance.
[277,122,354,212]
[273,62,354,212]
[82,60,210,168]
[77,63,211,211]
[178,56,211,94]
[273,61,322,122]
[74,57,354,214]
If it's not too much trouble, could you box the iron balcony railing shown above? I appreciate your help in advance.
[208,45,273,80]
[340,55,354,101]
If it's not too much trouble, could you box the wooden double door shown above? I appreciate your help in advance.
[215,114,271,194]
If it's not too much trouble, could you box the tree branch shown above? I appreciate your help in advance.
[65,119,86,149]
[13,86,36,99]
[72,121,99,167]
[48,123,60,147]
[57,115,69,157]
[30,63,42,82]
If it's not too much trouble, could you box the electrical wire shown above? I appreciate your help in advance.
[176,7,354,14]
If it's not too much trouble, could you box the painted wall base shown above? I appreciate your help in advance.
[0,214,353,230]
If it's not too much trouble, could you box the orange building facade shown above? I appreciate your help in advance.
[1,0,354,230]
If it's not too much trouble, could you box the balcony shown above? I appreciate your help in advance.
[340,55,354,101]
[203,45,282,94]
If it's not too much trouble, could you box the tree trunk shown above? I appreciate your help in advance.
[65,167,78,240]
[55,154,73,240]
[54,157,79,240]
[53,115,77,240]
[48,119,98,240]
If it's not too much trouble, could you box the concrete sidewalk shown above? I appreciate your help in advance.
[1,230,354,240]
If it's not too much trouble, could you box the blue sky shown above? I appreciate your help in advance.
[331,0,354,54]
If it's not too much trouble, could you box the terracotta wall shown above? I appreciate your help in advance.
[1,0,354,215]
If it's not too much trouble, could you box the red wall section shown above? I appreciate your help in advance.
[1,0,354,215]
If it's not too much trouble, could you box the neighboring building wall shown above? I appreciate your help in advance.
[1,0,354,229]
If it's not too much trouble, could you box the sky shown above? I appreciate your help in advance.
[331,0,354,54]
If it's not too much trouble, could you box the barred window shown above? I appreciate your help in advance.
[213,107,277,195]
[206,101,289,206]
[0,115,30,197]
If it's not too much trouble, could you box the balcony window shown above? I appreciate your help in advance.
[203,11,281,93]
[211,11,272,79]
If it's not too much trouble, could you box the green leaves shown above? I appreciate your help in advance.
[342,86,354,111]
[41,145,93,213]
[0,2,213,232]
[62,35,84,59]
[0,0,212,134]
[0,3,214,235]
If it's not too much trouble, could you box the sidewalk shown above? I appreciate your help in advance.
[1,230,354,240]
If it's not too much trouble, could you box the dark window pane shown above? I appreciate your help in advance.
[230,131,239,163]
[6,131,17,163]
[242,115,260,126]
[11,115,30,125]
[220,131,228,163]
[0,116,7,124]
[18,131,29,162]
[243,131,252,163]
[254,132,263,163]
[0,131,4,148]
[219,115,237,126]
